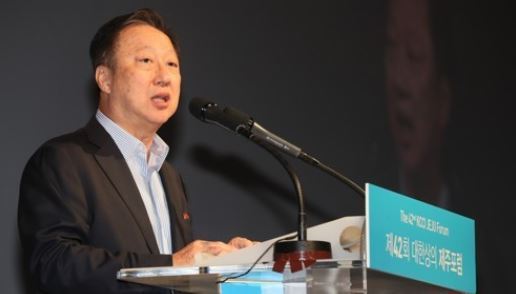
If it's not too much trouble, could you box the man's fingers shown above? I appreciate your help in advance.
[228,236,255,249]
[205,241,236,255]
[173,238,256,266]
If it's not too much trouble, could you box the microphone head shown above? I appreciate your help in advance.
[189,97,216,121]
[188,97,254,135]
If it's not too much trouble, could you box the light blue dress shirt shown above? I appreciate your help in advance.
[96,110,172,254]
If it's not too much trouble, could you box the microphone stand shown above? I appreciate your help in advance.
[249,136,332,273]
[189,97,365,272]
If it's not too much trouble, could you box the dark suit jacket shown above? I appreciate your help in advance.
[18,118,193,294]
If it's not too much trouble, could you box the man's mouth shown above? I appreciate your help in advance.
[151,94,170,102]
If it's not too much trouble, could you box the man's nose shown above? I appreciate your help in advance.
[154,63,171,87]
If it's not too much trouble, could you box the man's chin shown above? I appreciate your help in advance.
[150,115,175,129]
[399,151,424,173]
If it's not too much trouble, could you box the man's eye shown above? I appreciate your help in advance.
[139,58,152,63]
[167,61,179,68]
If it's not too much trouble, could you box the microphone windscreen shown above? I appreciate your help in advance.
[189,97,215,121]
[222,107,253,131]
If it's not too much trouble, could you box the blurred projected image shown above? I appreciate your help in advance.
[385,0,453,208]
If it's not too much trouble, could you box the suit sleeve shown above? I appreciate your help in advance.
[18,144,172,294]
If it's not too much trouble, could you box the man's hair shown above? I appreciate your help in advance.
[89,8,178,70]
[428,1,454,83]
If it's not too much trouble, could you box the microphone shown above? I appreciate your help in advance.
[190,97,332,272]
[189,97,365,273]
[189,97,365,197]
[189,97,302,158]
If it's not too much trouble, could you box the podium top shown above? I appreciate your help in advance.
[118,259,458,294]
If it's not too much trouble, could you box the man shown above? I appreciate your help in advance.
[18,8,252,293]
[385,0,453,208]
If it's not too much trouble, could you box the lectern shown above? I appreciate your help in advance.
[118,184,476,293]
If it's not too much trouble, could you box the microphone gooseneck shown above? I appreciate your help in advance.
[249,137,307,241]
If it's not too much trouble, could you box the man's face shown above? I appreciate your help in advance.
[97,24,181,136]
[385,0,449,172]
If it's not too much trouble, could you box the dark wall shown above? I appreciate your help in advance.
[1,1,514,293]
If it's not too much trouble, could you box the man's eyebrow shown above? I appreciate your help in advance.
[134,46,176,53]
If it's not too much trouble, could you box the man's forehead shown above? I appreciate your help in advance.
[115,25,175,52]
[117,24,170,42]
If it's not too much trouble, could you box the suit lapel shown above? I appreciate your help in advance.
[84,118,161,254]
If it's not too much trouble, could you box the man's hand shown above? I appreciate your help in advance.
[172,237,255,266]
[228,236,255,249]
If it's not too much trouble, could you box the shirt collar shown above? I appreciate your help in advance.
[95,110,170,171]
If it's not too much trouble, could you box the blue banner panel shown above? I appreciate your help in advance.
[366,183,476,293]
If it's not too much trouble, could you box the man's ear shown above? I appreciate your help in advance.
[95,65,112,94]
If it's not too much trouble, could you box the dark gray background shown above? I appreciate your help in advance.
[1,1,514,293]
